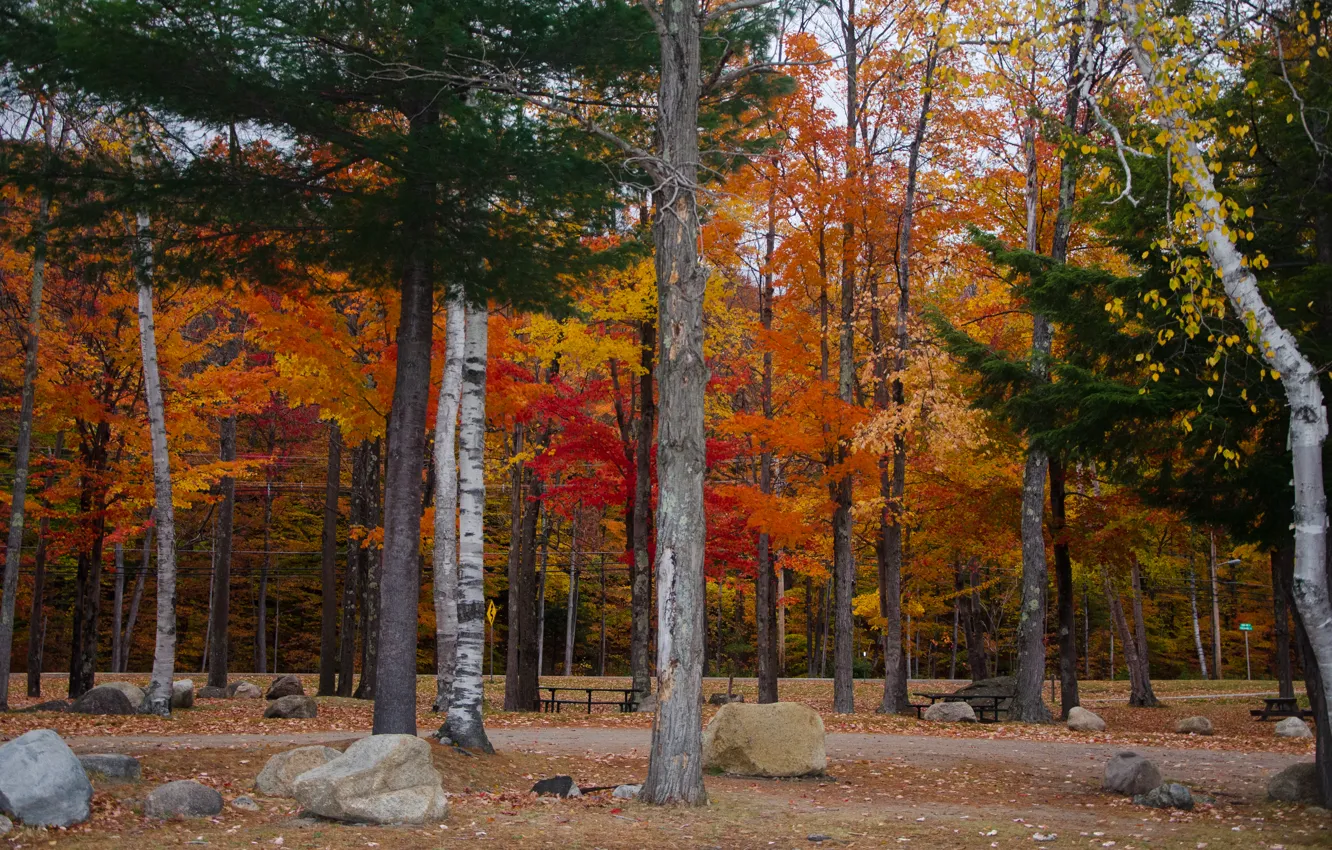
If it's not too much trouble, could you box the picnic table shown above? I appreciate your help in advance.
[538,685,639,714]
[913,691,1006,723]
[1251,696,1314,721]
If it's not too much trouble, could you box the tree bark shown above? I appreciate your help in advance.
[1209,532,1223,679]
[962,558,988,679]
[441,304,493,752]
[505,455,541,713]
[111,541,125,678]
[318,421,341,695]
[355,439,382,699]
[254,478,272,675]
[756,193,779,705]
[0,191,48,711]
[432,297,465,712]
[631,319,655,703]
[1188,562,1209,679]
[1104,570,1158,707]
[26,511,50,696]
[536,507,554,676]
[121,523,150,674]
[209,415,236,690]
[1049,460,1078,717]
[1272,544,1295,699]
[338,440,373,696]
[69,423,109,699]
[136,210,178,716]
[565,518,581,676]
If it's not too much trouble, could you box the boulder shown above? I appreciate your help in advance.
[612,784,641,800]
[1067,706,1106,733]
[702,702,826,777]
[197,685,227,699]
[171,680,195,709]
[69,684,137,715]
[227,680,263,699]
[923,701,977,723]
[1174,716,1214,735]
[1275,717,1314,739]
[266,675,305,700]
[144,780,224,819]
[532,775,581,797]
[255,746,343,798]
[0,729,93,827]
[79,753,142,782]
[231,796,260,812]
[1133,782,1194,810]
[707,693,745,706]
[0,814,10,835]
[1268,763,1321,803]
[291,734,448,824]
[17,699,70,713]
[264,695,318,719]
[100,681,147,705]
[1104,751,1162,796]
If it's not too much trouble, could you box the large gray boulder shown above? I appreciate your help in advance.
[266,675,305,700]
[1104,751,1162,796]
[0,729,93,827]
[79,753,142,782]
[264,695,318,719]
[1174,715,1214,735]
[702,702,826,777]
[171,680,195,709]
[101,681,146,705]
[1268,763,1321,803]
[69,684,137,715]
[1275,717,1314,739]
[145,780,224,819]
[1067,706,1106,733]
[1133,782,1194,810]
[227,680,263,699]
[923,701,977,723]
[255,746,343,798]
[291,735,448,824]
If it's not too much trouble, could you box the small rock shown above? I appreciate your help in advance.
[79,753,142,782]
[923,701,977,723]
[69,684,137,716]
[0,729,94,827]
[17,699,70,713]
[532,775,581,797]
[1275,716,1314,739]
[291,734,447,824]
[197,685,227,699]
[266,675,305,700]
[1133,782,1194,810]
[0,814,10,835]
[807,834,834,843]
[256,746,343,797]
[227,680,263,699]
[1104,751,1162,796]
[145,780,224,818]
[231,796,260,812]
[1032,834,1058,842]
[707,693,745,705]
[1067,706,1106,732]
[1268,762,1320,803]
[612,783,641,799]
[171,680,195,709]
[1173,715,1214,735]
[264,695,318,719]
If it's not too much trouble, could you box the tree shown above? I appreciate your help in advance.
[431,297,465,712]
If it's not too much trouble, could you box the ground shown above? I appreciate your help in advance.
[1,675,1326,849]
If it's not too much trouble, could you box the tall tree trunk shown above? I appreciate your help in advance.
[440,304,493,752]
[1050,460,1078,717]
[70,422,109,699]
[564,519,581,676]
[209,415,236,690]
[432,298,465,712]
[1273,544,1295,699]
[536,508,554,676]
[121,524,150,674]
[0,191,48,711]
[950,565,960,679]
[1209,532,1223,679]
[962,558,988,679]
[111,541,125,678]
[505,460,541,712]
[756,193,779,705]
[1188,562,1209,679]
[254,479,272,675]
[1104,571,1158,707]
[318,421,341,695]
[357,440,383,699]
[136,210,178,716]
[338,440,372,696]
[879,12,945,714]
[26,511,50,696]
[370,110,437,735]
[640,0,708,807]
[1013,123,1053,724]
[599,555,607,676]
[631,319,655,702]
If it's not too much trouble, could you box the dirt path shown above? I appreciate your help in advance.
[65,725,1303,802]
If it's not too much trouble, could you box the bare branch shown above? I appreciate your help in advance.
[703,0,776,22]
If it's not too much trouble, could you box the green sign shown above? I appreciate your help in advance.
[1239,623,1253,631]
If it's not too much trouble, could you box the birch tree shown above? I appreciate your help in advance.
[440,303,494,753]
[432,297,466,713]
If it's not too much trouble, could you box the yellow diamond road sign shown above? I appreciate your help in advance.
[486,600,497,625]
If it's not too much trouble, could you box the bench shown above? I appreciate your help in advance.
[1251,696,1313,720]
[914,691,1006,723]
[538,686,639,714]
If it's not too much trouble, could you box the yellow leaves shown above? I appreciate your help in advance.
[1288,113,1296,124]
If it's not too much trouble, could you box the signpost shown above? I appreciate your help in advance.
[1239,623,1253,680]
[486,601,497,682]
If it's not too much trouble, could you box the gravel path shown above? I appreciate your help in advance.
[65,725,1303,801]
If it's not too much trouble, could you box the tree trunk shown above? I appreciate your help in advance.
[111,541,125,678]
[69,425,109,699]
[565,519,581,676]
[1188,562,1209,679]
[432,297,465,712]
[26,511,50,696]
[1273,545,1295,699]
[599,555,607,675]
[135,211,178,716]
[631,319,655,703]
[338,440,372,696]
[950,568,960,680]
[209,415,236,690]
[1209,532,1223,679]
[440,303,493,753]
[1104,571,1158,707]
[254,479,272,675]
[1049,460,1078,717]
[355,438,382,700]
[318,421,342,695]
[536,508,554,676]
[505,459,541,713]
[121,524,151,674]
[756,194,779,704]
[962,558,988,679]
[0,191,48,711]
[640,0,708,807]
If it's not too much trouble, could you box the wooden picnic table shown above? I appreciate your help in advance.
[913,691,1006,723]
[538,685,639,714]
[1251,696,1314,721]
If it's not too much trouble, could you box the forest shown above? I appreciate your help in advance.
[1,0,1331,809]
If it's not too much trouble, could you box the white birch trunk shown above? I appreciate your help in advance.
[432,297,465,712]
[440,303,493,752]
[134,211,178,716]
